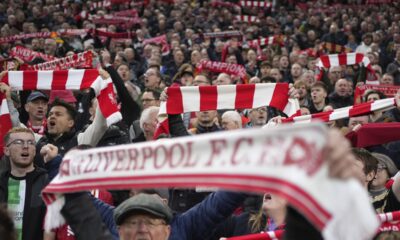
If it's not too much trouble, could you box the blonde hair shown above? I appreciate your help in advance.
[3,127,34,145]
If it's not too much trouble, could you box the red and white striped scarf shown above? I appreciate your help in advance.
[90,0,111,10]
[239,1,273,8]
[0,94,12,157]
[113,9,138,17]
[27,51,93,71]
[0,32,53,44]
[316,53,377,83]
[0,69,121,127]
[235,15,260,23]
[10,46,55,62]
[319,42,352,54]
[154,83,300,138]
[226,230,284,240]
[143,34,170,56]
[247,35,284,48]
[354,84,400,104]
[196,60,247,80]
[42,123,379,239]
[282,98,396,124]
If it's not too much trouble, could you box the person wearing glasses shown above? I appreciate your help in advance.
[0,127,61,240]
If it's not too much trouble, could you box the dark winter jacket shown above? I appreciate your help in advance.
[0,167,48,240]
[328,92,353,109]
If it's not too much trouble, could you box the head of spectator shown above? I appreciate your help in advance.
[278,55,289,70]
[25,91,48,127]
[49,90,77,108]
[372,64,383,81]
[352,148,378,189]
[221,111,242,130]
[143,44,154,60]
[140,106,159,141]
[117,63,132,83]
[191,50,201,65]
[215,73,233,85]
[363,90,385,103]
[300,70,315,88]
[297,52,308,68]
[259,61,271,78]
[272,55,280,68]
[260,76,276,83]
[380,73,394,85]
[144,67,162,90]
[269,68,282,83]
[172,64,194,86]
[114,193,172,240]
[334,78,349,97]
[247,49,257,64]
[348,115,369,131]
[114,52,128,67]
[290,63,303,82]
[193,74,211,86]
[322,105,337,128]
[311,82,328,106]
[47,99,77,139]
[124,48,137,63]
[294,80,308,102]
[141,89,161,110]
[173,49,185,67]
[328,66,343,85]
[248,107,267,127]
[367,52,379,65]
[3,128,36,177]
[44,38,57,56]
[362,33,373,47]
[370,153,398,196]
[31,38,41,51]
[261,193,287,227]
[226,54,238,64]
[195,110,218,128]
[300,106,310,116]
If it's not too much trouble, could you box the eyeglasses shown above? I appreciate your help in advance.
[377,164,387,171]
[124,218,166,229]
[6,139,36,147]
[144,72,156,77]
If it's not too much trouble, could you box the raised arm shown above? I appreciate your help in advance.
[171,191,247,240]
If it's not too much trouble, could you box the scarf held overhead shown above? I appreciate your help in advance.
[316,53,377,81]
[42,123,378,239]
[1,69,121,126]
[282,98,396,123]
[27,51,93,70]
[154,83,300,138]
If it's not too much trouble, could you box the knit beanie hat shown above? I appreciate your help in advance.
[372,153,398,177]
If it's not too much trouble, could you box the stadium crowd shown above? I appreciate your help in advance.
[0,0,400,239]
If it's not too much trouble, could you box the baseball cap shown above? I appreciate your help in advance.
[114,193,173,225]
[27,91,49,102]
